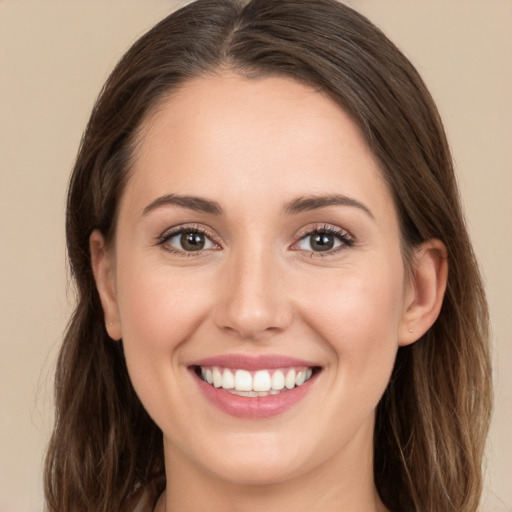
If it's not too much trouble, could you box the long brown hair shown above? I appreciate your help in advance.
[44,1,492,511]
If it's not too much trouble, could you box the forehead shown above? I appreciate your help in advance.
[124,71,393,219]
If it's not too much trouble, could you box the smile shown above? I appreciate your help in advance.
[189,355,321,418]
[196,366,315,396]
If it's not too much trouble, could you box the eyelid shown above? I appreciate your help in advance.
[154,222,354,256]
[156,223,222,253]
[290,223,355,254]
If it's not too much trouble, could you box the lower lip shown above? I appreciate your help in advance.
[192,370,317,419]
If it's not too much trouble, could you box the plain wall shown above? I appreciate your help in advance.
[0,1,510,511]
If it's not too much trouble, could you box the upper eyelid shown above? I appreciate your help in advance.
[155,222,354,249]
[158,223,218,242]
[290,224,355,254]
[294,223,353,240]
[156,225,221,256]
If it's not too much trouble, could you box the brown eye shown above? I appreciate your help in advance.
[297,232,343,252]
[180,232,206,251]
[309,233,335,251]
[162,228,217,253]
[292,226,354,254]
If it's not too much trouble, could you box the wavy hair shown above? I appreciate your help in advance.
[44,1,492,511]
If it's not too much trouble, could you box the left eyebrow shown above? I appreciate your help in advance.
[284,194,374,219]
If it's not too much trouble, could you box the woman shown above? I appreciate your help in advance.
[44,1,492,511]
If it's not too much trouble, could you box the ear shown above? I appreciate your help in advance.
[90,229,122,340]
[399,239,448,346]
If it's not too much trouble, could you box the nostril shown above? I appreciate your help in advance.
[212,272,294,340]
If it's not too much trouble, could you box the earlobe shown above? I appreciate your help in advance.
[399,239,448,347]
[89,229,122,340]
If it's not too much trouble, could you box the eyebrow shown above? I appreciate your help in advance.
[284,194,374,219]
[142,194,223,216]
[141,192,373,219]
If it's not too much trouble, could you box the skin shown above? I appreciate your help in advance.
[91,72,447,512]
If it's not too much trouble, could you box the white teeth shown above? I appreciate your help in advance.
[222,368,235,389]
[230,390,258,397]
[230,389,283,397]
[271,370,285,390]
[253,370,271,392]
[234,369,252,391]
[285,369,296,389]
[213,367,223,388]
[199,366,315,393]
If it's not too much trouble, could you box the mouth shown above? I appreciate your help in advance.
[188,356,322,419]
[193,365,318,397]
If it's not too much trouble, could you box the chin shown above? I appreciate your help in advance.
[176,429,314,486]
[207,455,306,486]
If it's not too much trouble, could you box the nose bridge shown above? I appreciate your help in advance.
[214,239,292,339]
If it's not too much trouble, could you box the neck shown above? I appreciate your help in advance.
[159,423,388,512]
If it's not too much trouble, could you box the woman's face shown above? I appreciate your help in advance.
[94,73,418,486]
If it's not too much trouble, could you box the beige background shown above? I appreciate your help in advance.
[0,1,510,511]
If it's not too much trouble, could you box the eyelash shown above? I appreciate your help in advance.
[157,224,219,257]
[292,224,355,257]
[156,223,354,257]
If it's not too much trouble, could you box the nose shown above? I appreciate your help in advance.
[213,247,293,341]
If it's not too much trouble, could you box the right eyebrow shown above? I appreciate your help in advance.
[141,194,223,217]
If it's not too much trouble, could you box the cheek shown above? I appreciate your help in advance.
[115,261,213,352]
[113,259,217,424]
[296,259,405,386]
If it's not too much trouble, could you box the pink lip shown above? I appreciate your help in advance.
[192,372,317,419]
[189,353,319,370]
[188,354,320,419]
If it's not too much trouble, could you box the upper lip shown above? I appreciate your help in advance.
[188,354,320,371]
